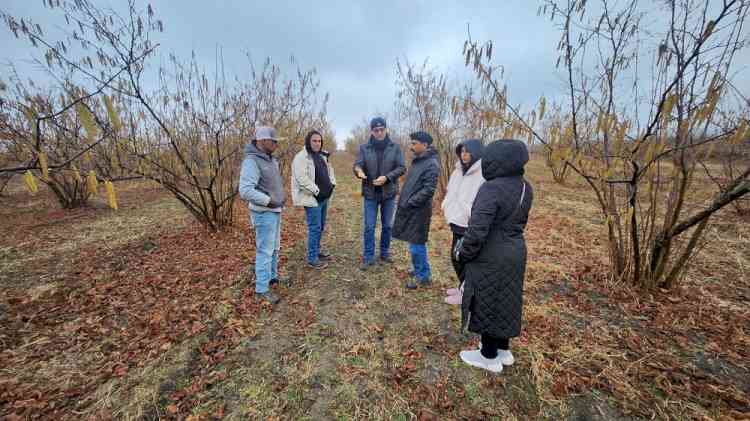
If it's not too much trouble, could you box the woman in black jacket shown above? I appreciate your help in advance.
[455,139,533,373]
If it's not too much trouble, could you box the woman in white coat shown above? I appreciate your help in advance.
[291,130,336,269]
[441,139,485,294]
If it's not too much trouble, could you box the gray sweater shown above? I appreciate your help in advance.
[239,142,286,213]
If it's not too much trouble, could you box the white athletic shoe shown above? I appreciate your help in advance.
[460,350,503,373]
[497,349,515,366]
[476,344,515,366]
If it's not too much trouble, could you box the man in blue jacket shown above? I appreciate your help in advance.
[239,126,289,304]
[353,117,406,270]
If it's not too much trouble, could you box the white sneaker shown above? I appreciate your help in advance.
[497,349,515,366]
[476,344,515,366]
[460,350,503,373]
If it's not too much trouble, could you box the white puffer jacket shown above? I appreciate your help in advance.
[441,159,485,228]
[291,149,336,207]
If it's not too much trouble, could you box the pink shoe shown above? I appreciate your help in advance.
[446,288,461,296]
[444,293,462,305]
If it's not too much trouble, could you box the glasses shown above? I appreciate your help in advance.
[372,127,386,133]
[263,139,278,145]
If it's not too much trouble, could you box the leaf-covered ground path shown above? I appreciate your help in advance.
[1,154,748,420]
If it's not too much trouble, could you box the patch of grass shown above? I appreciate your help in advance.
[3,153,748,419]
[88,335,201,420]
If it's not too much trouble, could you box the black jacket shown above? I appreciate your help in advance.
[352,136,406,201]
[459,139,533,339]
[393,148,440,244]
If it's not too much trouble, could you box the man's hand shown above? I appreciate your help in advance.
[373,176,387,186]
[267,199,282,209]
[354,167,366,180]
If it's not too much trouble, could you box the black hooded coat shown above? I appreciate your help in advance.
[459,139,534,339]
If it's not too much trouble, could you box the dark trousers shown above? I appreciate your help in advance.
[450,229,465,286]
[480,334,510,359]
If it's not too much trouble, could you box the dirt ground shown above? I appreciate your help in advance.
[1,153,748,420]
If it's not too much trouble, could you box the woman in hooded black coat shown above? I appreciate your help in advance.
[456,139,533,373]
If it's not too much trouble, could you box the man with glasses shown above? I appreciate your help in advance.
[239,126,289,304]
[353,117,406,270]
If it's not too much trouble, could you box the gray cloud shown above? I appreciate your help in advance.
[0,1,562,146]
[4,1,746,148]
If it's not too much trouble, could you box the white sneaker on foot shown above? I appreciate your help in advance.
[476,344,515,366]
[497,349,515,366]
[459,350,503,373]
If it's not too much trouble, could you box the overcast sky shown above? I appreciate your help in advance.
[2,1,565,146]
[2,1,749,147]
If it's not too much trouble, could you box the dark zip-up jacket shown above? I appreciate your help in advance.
[352,136,406,201]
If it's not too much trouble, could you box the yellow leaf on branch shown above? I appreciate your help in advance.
[730,120,748,145]
[75,102,99,142]
[72,165,82,183]
[538,96,546,121]
[24,106,38,140]
[87,170,98,196]
[103,95,122,134]
[38,151,49,181]
[23,170,38,193]
[105,180,118,210]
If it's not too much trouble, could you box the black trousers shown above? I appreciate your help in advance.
[480,334,510,359]
[450,228,465,286]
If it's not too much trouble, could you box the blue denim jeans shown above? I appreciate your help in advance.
[409,243,431,281]
[304,199,328,264]
[250,210,281,293]
[363,197,395,263]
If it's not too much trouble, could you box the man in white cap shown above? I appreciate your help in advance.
[239,126,289,304]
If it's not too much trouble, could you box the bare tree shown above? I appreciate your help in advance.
[117,54,328,229]
[343,118,373,156]
[464,0,750,289]
[1,1,330,228]
[701,110,750,216]
[0,0,156,208]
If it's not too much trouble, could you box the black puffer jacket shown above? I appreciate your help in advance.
[352,136,406,201]
[459,139,533,339]
[392,148,440,244]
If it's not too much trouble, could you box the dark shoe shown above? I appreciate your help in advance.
[406,278,418,290]
[308,261,328,269]
[256,291,280,304]
[269,276,292,287]
[360,261,375,271]
[418,278,432,287]
[318,251,331,260]
[380,255,394,264]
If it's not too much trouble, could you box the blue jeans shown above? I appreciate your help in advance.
[363,197,395,263]
[304,199,328,264]
[409,243,431,281]
[250,210,281,293]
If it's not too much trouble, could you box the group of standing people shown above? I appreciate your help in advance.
[238,117,533,373]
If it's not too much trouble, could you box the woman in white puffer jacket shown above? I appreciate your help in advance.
[441,139,485,290]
